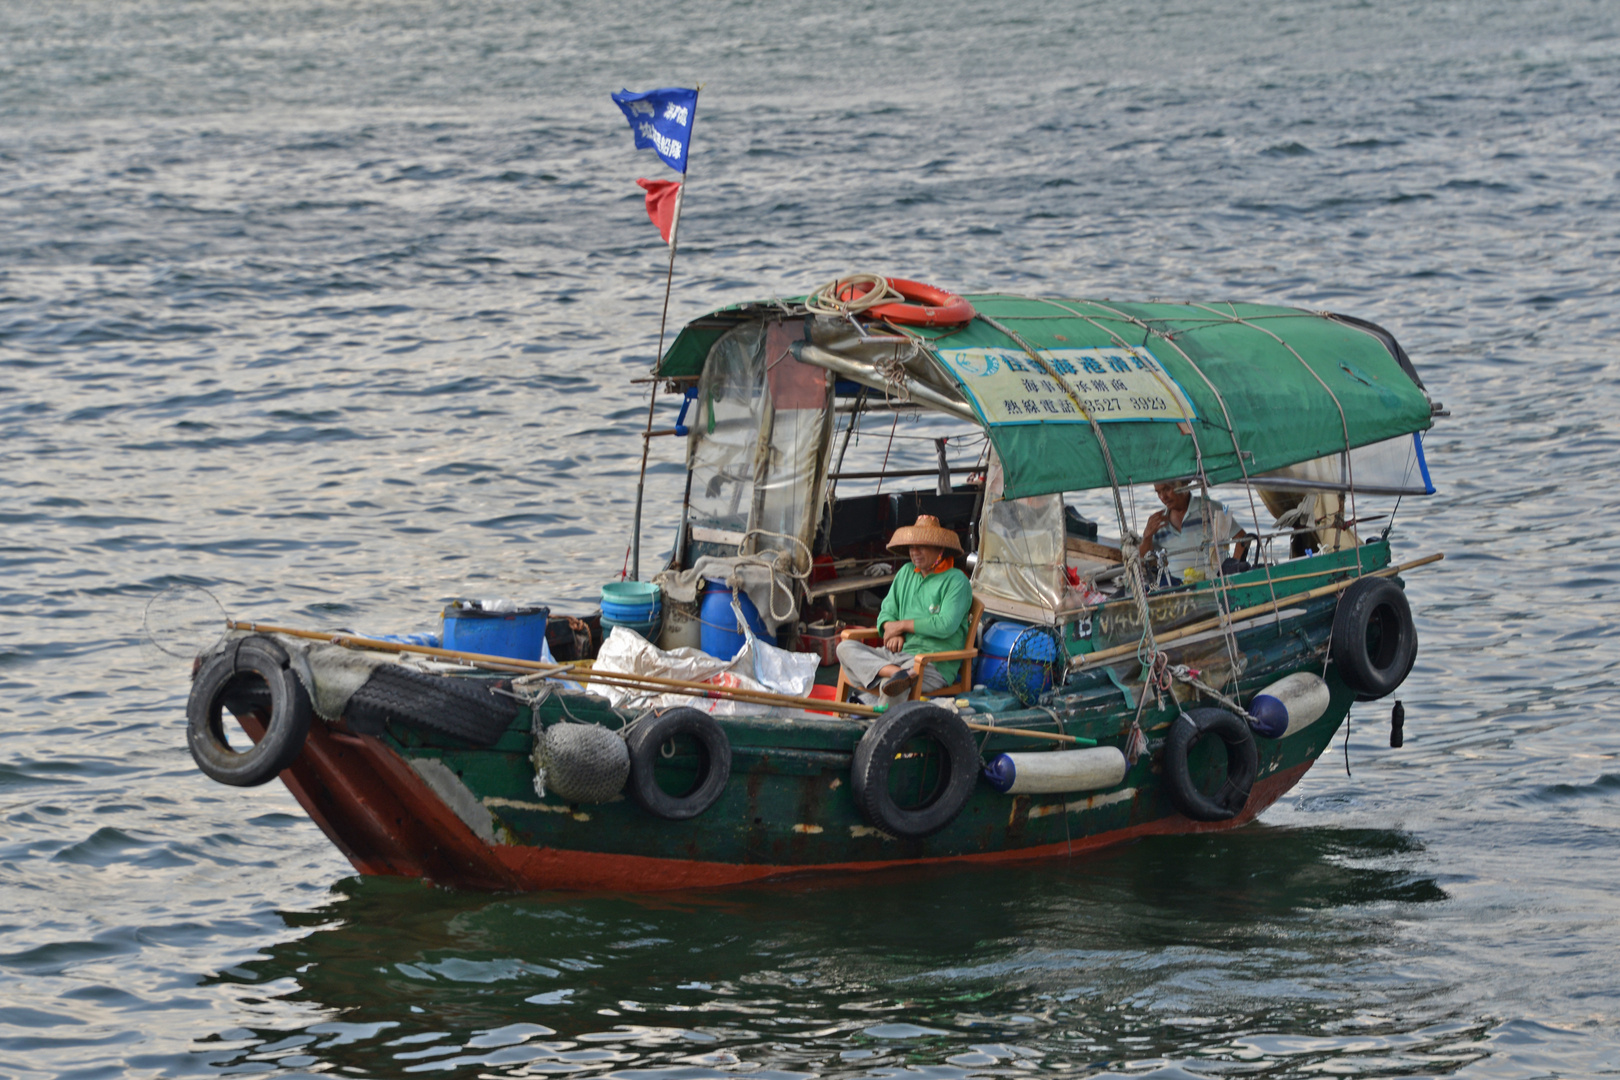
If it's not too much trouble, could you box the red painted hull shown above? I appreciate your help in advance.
[247,713,1316,893]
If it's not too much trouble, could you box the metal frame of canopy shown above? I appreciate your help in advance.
[653,292,1438,639]
[657,296,1437,497]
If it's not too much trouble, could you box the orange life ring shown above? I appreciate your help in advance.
[843,277,977,327]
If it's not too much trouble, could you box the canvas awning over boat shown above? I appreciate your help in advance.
[659,294,1436,500]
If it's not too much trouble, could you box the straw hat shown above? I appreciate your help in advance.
[887,514,963,554]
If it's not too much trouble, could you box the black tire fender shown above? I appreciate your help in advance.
[1164,706,1259,822]
[342,665,518,745]
[187,636,313,787]
[1331,576,1418,701]
[624,707,731,820]
[851,701,980,839]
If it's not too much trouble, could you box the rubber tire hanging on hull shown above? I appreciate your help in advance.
[342,665,518,745]
[851,701,980,839]
[1331,576,1418,700]
[1163,707,1259,822]
[187,636,314,787]
[624,708,732,820]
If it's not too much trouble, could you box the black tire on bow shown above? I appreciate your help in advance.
[187,636,313,787]
[1331,576,1418,701]
[1163,706,1259,822]
[624,707,732,820]
[851,701,980,839]
[342,665,519,746]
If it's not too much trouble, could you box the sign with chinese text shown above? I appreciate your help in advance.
[934,346,1198,425]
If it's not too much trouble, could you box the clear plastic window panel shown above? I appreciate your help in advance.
[685,323,768,539]
[749,321,830,572]
[973,451,1070,613]
[685,321,830,570]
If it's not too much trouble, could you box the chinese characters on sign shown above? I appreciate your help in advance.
[934,347,1198,425]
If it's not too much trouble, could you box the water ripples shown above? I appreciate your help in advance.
[2,0,1619,1076]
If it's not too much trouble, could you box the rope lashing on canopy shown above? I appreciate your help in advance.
[806,275,930,408]
[1187,301,1366,580]
[872,342,918,404]
[1031,299,1287,667]
[1005,299,1251,687]
[970,311,1166,680]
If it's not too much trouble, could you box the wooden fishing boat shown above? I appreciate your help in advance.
[185,281,1443,891]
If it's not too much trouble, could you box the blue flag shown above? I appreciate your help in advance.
[611,87,698,174]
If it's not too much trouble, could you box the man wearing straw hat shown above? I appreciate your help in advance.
[835,515,974,705]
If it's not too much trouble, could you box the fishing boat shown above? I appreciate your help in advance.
[185,278,1442,891]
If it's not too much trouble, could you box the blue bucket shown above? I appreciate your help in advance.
[699,580,769,660]
[600,611,663,641]
[602,582,657,625]
[601,581,661,623]
[602,598,661,622]
[441,603,551,661]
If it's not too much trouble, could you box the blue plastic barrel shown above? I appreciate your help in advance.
[699,580,769,660]
[441,604,550,661]
[976,620,1019,692]
[978,621,1059,698]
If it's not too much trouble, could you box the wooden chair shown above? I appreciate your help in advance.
[834,596,985,704]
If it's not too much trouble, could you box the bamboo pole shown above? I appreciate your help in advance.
[1071,551,1444,671]
[223,553,1441,734]
[223,619,879,717]
[221,620,1112,745]
[963,722,1096,746]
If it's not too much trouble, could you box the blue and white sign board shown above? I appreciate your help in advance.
[934,346,1198,425]
[611,87,698,173]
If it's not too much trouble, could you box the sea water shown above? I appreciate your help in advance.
[2,1,1619,1076]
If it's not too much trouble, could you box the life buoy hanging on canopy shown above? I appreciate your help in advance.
[819,275,977,327]
[867,278,976,327]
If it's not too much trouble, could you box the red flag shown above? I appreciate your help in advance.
[635,178,682,244]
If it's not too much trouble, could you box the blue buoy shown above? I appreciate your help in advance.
[1247,672,1331,738]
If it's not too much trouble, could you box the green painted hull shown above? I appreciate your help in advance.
[272,551,1389,891]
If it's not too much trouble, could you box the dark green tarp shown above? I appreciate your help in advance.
[659,294,1432,500]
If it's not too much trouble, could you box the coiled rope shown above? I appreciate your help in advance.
[804,273,904,317]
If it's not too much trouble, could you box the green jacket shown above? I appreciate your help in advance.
[876,563,975,683]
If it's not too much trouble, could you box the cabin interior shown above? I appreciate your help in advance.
[539,312,1432,694]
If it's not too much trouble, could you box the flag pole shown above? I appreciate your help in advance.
[629,92,695,582]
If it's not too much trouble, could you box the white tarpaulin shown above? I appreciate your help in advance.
[590,619,817,716]
[1247,432,1434,496]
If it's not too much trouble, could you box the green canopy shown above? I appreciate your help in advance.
[659,294,1433,500]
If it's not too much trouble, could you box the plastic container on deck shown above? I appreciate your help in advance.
[600,581,662,624]
[799,620,842,666]
[441,601,551,661]
[977,621,1016,692]
[600,611,663,642]
[699,579,770,660]
[977,620,1059,697]
[659,597,702,651]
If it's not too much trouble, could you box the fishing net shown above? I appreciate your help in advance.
[532,720,630,803]
[1006,624,1065,707]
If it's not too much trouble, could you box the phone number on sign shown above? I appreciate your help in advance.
[1079,395,1173,414]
